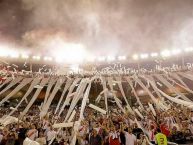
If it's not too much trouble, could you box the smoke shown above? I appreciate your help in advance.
[1,0,193,54]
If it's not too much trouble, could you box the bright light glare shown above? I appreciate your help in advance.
[21,54,29,59]
[184,47,193,52]
[161,50,171,57]
[9,50,19,58]
[86,55,95,62]
[0,45,9,57]
[140,53,149,59]
[151,53,158,57]
[132,54,139,60]
[107,56,115,62]
[44,56,53,61]
[118,56,126,61]
[171,49,182,55]
[53,43,87,64]
[33,55,41,60]
[97,56,105,62]
[70,65,79,73]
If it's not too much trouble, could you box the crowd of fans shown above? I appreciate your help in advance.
[0,104,193,145]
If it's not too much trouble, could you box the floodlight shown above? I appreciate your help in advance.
[0,45,9,57]
[21,54,29,59]
[118,56,126,61]
[132,54,139,60]
[86,55,95,62]
[161,50,171,57]
[171,49,182,55]
[53,43,87,64]
[140,53,149,59]
[151,53,158,57]
[184,47,193,52]
[32,55,41,60]
[107,56,115,62]
[97,56,105,62]
[44,56,53,61]
[9,50,19,58]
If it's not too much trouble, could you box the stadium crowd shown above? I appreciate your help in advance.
[0,104,193,145]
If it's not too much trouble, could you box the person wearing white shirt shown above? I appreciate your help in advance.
[121,124,137,145]
[46,126,56,144]
[36,131,46,145]
[125,132,137,145]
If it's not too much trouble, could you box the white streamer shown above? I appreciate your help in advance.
[43,78,57,105]
[55,78,73,114]
[40,78,65,117]
[8,78,42,116]
[134,109,144,119]
[148,103,156,116]
[115,77,134,114]
[126,77,144,110]
[147,78,193,107]
[108,77,126,114]
[88,104,106,114]
[58,78,81,117]
[0,78,32,105]
[64,79,88,122]
[0,77,23,96]
[0,77,12,89]
[20,78,49,117]
[154,74,192,102]
[101,77,108,113]
[68,110,76,122]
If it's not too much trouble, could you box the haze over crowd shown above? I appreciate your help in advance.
[0,0,193,55]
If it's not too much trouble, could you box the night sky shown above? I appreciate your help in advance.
[0,0,193,55]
